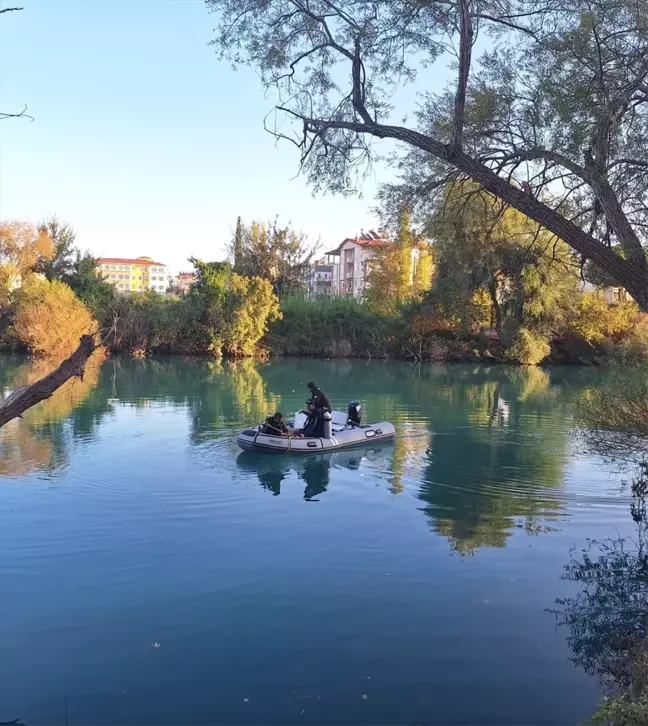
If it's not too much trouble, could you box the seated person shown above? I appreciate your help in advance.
[262,412,289,436]
[294,399,323,438]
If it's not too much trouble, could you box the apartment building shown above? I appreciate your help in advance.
[97,256,172,294]
[325,230,424,299]
[308,261,333,297]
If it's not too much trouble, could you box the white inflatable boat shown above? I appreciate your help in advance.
[236,406,395,455]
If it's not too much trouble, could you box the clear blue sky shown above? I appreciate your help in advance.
[0,0,388,272]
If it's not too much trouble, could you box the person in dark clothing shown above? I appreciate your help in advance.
[307,382,332,412]
[295,399,323,438]
[262,412,288,436]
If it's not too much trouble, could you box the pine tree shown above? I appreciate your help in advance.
[233,216,244,273]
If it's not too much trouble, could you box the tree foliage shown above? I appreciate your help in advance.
[553,523,648,725]
[12,276,96,359]
[364,206,432,314]
[34,216,76,281]
[64,250,117,313]
[431,184,581,340]
[189,258,281,357]
[226,218,316,294]
[207,0,648,310]
[568,293,639,344]
[0,221,53,302]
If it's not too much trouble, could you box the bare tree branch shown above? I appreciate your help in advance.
[0,335,97,429]
[0,104,33,121]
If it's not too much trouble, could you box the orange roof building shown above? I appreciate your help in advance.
[97,256,172,294]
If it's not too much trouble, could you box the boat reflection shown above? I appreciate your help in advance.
[236,444,394,500]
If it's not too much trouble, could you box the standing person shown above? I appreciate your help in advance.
[307,382,332,413]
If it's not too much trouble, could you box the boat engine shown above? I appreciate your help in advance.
[347,401,363,427]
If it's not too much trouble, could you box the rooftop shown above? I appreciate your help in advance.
[325,230,391,256]
[98,256,167,266]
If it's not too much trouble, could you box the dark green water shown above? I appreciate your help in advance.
[0,357,636,725]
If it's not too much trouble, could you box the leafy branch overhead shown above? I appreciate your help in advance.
[206,0,648,309]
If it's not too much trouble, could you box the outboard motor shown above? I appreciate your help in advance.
[322,410,333,438]
[347,401,362,427]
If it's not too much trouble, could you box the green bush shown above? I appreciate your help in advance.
[266,292,396,357]
[505,327,550,365]
[592,693,648,726]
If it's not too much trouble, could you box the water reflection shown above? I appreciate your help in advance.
[0,351,105,477]
[0,356,605,555]
[236,446,393,500]
[409,366,569,554]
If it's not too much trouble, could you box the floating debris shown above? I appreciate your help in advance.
[152,642,161,648]
[362,694,368,700]
[244,698,250,703]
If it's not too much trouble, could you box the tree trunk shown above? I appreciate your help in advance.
[307,118,648,311]
[487,280,503,340]
[0,334,96,429]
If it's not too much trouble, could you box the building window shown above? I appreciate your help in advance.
[111,274,116,279]
[111,265,116,269]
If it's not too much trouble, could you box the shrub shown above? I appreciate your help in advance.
[568,292,639,344]
[266,292,395,357]
[603,317,648,366]
[219,273,281,357]
[505,327,550,365]
[12,276,95,358]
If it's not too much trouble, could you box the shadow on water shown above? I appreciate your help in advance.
[236,445,394,500]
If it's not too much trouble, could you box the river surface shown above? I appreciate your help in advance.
[0,356,637,725]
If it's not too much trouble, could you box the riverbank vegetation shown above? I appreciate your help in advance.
[2,205,648,366]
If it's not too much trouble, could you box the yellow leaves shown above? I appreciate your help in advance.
[569,292,639,343]
[0,221,54,277]
[219,272,281,357]
[13,276,96,358]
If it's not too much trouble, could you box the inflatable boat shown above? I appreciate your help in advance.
[236,404,395,455]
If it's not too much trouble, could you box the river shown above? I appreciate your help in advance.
[0,356,637,725]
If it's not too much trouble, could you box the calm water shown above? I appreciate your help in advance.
[0,357,636,725]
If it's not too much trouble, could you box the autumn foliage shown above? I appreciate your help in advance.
[12,276,95,358]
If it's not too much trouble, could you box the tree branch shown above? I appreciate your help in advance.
[0,104,33,121]
[453,0,473,149]
[0,335,96,429]
[288,110,647,304]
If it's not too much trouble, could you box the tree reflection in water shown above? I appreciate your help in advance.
[413,366,569,554]
[0,351,105,477]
